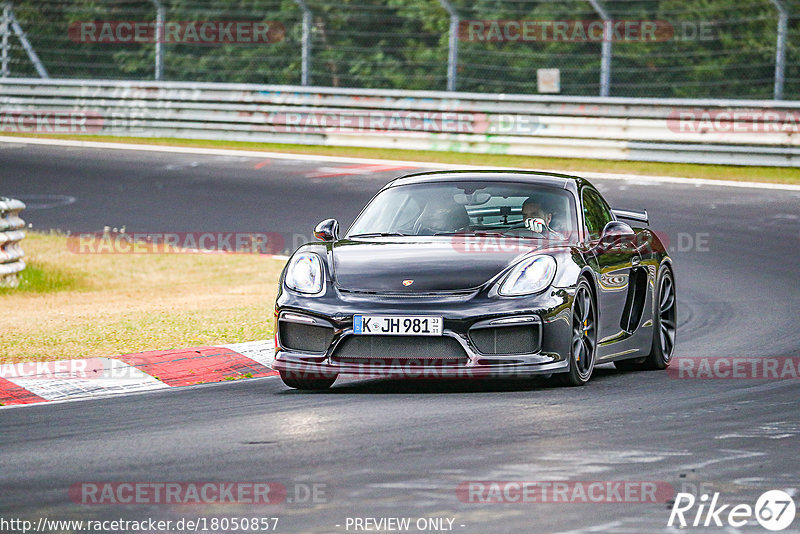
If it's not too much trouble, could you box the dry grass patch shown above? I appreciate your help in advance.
[0,232,285,363]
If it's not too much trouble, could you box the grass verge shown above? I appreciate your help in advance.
[0,232,285,363]
[3,133,800,185]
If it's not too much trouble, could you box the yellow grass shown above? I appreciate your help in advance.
[0,232,285,363]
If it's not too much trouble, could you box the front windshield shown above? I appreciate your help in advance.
[347,181,578,242]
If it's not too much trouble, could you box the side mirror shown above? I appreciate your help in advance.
[611,208,649,226]
[599,220,635,249]
[314,218,339,241]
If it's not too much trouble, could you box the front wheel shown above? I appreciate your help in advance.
[279,371,337,390]
[557,279,597,387]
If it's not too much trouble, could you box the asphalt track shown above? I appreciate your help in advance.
[1,141,800,533]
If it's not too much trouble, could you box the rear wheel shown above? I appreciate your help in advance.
[614,265,676,371]
[645,266,676,369]
[279,371,337,390]
[557,279,597,387]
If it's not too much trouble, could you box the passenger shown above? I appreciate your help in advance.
[414,197,470,235]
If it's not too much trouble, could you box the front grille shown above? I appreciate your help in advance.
[469,325,540,355]
[279,322,335,353]
[338,289,474,297]
[337,288,476,304]
[331,335,468,367]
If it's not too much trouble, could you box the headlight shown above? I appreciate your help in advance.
[284,252,325,295]
[498,255,557,296]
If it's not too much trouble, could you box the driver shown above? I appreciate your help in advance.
[521,197,562,239]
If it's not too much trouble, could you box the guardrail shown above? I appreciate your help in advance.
[0,197,26,287]
[1,78,799,167]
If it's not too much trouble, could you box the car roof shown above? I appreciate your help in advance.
[385,170,592,194]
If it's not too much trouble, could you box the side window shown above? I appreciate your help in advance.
[582,189,613,241]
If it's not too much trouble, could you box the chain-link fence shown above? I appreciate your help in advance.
[1,0,799,99]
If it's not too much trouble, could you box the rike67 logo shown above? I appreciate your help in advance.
[669,490,796,531]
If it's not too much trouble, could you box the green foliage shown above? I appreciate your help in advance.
[5,0,799,98]
[0,262,87,294]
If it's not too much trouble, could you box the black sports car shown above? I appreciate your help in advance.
[273,170,676,389]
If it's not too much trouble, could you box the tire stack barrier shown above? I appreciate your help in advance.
[0,197,26,287]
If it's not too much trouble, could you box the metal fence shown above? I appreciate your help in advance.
[1,78,798,166]
[1,0,799,100]
[0,197,25,287]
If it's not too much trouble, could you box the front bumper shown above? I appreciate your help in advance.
[273,284,575,379]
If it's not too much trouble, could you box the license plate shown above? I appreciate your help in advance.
[353,315,443,336]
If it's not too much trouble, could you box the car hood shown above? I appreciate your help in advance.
[331,238,542,292]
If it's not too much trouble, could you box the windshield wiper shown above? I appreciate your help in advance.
[349,232,409,238]
[435,230,567,241]
[434,231,506,237]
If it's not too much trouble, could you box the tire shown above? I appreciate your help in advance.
[644,266,676,369]
[279,371,337,390]
[613,265,676,372]
[556,279,597,387]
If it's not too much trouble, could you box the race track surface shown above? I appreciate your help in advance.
[1,142,799,533]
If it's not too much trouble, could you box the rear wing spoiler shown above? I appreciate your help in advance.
[612,209,649,226]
